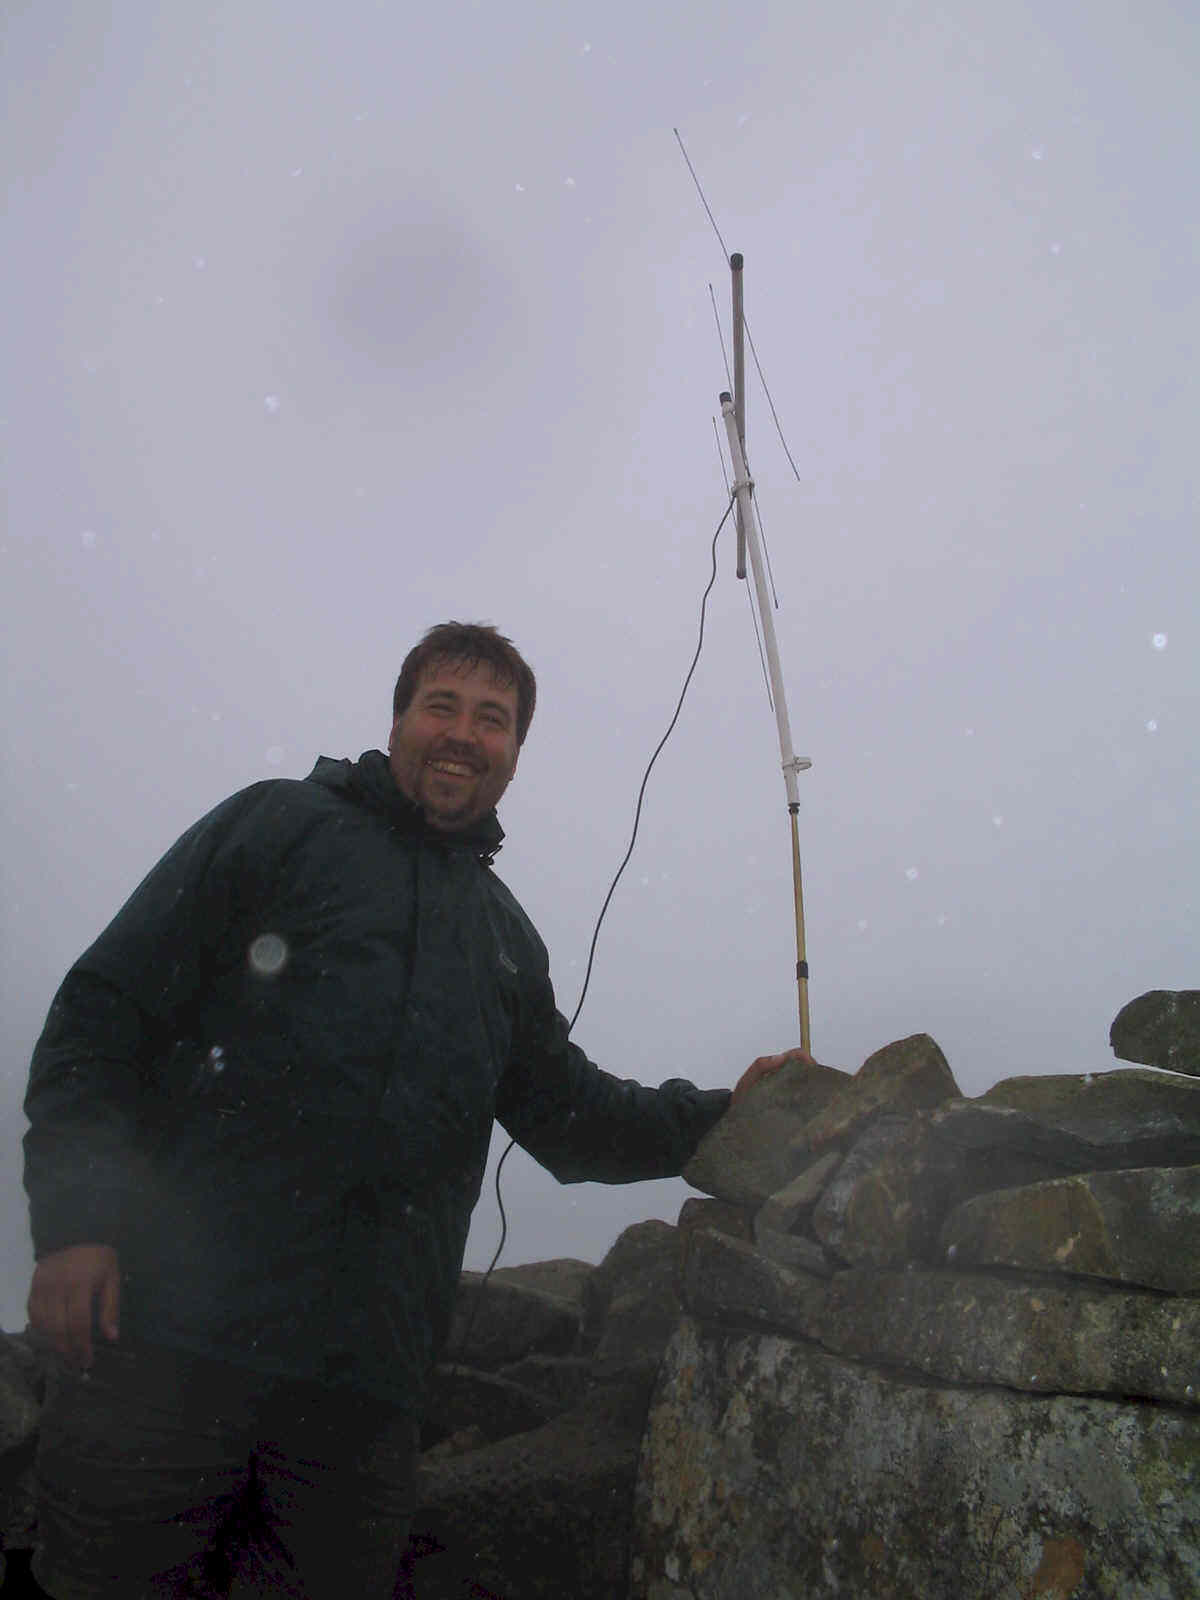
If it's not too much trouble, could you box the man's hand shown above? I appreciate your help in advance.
[27,1244,120,1368]
[731,1048,814,1107]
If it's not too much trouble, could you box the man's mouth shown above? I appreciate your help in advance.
[427,759,479,779]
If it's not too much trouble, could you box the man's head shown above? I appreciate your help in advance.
[388,622,537,832]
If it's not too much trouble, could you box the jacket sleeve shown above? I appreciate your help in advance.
[494,961,731,1185]
[23,783,278,1258]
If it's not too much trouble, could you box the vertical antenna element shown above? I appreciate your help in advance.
[731,253,747,580]
[719,375,814,1053]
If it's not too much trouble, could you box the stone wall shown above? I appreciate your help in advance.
[634,1030,1200,1600]
[2,995,1197,1597]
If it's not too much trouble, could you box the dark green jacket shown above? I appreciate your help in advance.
[24,752,730,1409]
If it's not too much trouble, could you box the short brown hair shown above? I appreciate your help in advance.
[392,622,537,745]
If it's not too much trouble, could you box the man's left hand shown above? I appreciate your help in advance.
[731,1048,813,1106]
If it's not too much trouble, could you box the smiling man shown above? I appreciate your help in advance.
[23,620,798,1599]
[387,652,523,831]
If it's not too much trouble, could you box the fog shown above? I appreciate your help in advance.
[3,0,1196,1330]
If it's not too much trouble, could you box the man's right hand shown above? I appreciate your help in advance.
[27,1244,120,1368]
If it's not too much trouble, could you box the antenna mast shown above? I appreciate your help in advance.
[719,253,813,1052]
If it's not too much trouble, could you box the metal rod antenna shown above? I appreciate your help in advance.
[719,386,813,1052]
[731,253,747,580]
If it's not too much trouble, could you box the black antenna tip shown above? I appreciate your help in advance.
[730,252,743,270]
[719,390,732,405]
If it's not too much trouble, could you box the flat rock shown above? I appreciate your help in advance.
[632,1319,1200,1599]
[1111,989,1200,1075]
[682,1055,851,1208]
[821,1266,1200,1406]
[940,1164,1200,1293]
[812,1073,1200,1267]
[491,1257,593,1309]
[980,1067,1200,1155]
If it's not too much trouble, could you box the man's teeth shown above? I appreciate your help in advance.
[429,760,476,777]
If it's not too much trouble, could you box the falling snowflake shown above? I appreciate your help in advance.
[80,529,97,549]
[264,395,281,415]
[1152,633,1168,650]
[249,933,289,978]
[905,866,919,881]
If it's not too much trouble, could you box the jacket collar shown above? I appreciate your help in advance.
[305,750,505,863]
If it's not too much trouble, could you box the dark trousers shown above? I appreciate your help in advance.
[31,1341,419,1600]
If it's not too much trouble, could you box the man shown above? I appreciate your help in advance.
[24,621,796,1598]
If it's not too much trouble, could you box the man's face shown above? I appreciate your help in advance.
[387,658,521,831]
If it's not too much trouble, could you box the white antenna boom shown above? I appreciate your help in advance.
[719,255,813,1050]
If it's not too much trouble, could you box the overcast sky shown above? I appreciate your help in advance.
[3,1,1196,1330]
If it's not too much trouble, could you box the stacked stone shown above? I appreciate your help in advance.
[634,1002,1200,1600]
[3,992,1197,1598]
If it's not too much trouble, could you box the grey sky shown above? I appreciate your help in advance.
[3,0,1197,1330]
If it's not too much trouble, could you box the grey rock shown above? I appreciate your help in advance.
[594,1287,685,1382]
[810,1112,915,1261]
[496,1353,595,1413]
[490,1256,593,1309]
[812,1073,1200,1268]
[679,1228,828,1339]
[410,1376,654,1599]
[682,1055,851,1208]
[423,1423,488,1460]
[446,1271,579,1372]
[754,1149,841,1235]
[580,1220,680,1354]
[979,1066,1200,1157]
[801,1032,960,1153]
[750,1221,836,1278]
[633,1318,1200,1600]
[423,1364,556,1448]
[675,1196,753,1243]
[820,1266,1200,1406]
[940,1164,1200,1293]
[1111,989,1200,1075]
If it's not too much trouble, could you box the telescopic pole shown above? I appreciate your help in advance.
[719,383,813,1053]
[732,253,747,581]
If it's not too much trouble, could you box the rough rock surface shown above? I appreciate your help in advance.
[940,1163,1200,1293]
[5,1005,1199,1598]
[633,1318,1199,1600]
[682,1055,851,1207]
[634,1040,1200,1599]
[1111,989,1200,1075]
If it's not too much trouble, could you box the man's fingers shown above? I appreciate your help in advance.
[99,1265,121,1342]
[64,1280,94,1368]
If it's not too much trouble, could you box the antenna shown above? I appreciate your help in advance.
[720,253,813,1051]
[731,253,747,580]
